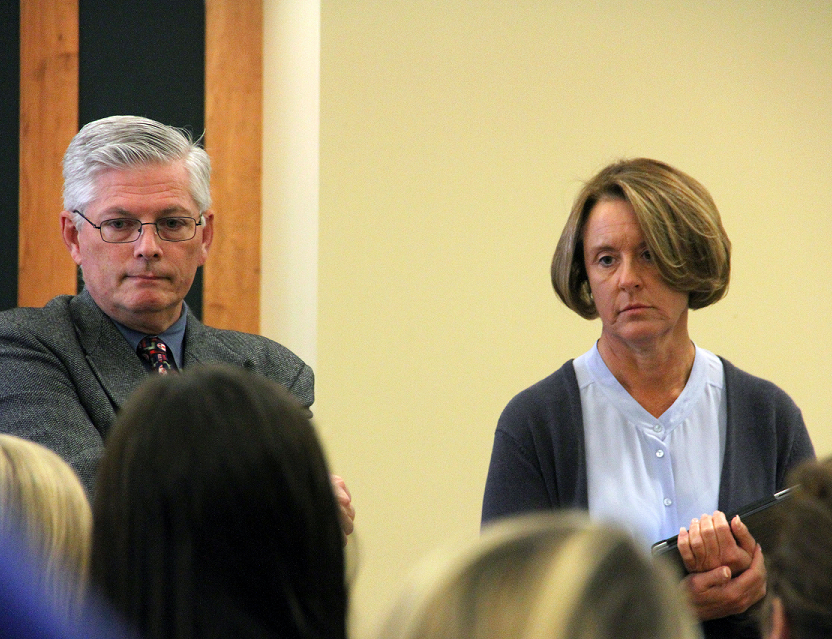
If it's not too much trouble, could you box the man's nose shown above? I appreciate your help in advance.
[133,224,162,258]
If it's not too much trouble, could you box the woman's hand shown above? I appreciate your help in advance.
[681,541,767,620]
[677,511,754,575]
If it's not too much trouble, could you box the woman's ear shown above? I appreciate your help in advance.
[768,596,790,639]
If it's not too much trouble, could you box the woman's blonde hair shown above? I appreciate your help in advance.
[552,158,731,319]
[376,512,700,639]
[0,434,92,618]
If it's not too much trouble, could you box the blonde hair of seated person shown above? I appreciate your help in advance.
[376,512,700,639]
[0,434,92,618]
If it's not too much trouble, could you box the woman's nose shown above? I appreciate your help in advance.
[618,257,643,290]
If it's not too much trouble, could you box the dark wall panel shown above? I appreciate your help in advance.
[78,0,205,318]
[0,3,20,310]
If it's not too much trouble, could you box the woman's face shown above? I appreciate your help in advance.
[582,198,690,350]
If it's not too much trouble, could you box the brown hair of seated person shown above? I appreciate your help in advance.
[764,456,832,639]
[376,511,700,639]
[0,433,92,619]
[89,364,347,639]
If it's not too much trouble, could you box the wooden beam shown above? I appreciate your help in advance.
[204,0,263,332]
[19,0,79,307]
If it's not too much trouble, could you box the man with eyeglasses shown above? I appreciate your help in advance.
[0,116,354,539]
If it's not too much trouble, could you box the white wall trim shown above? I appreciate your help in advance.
[261,0,320,369]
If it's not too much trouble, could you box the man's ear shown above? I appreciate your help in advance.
[768,596,790,639]
[198,210,214,265]
[60,211,83,266]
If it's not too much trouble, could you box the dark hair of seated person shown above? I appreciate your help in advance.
[764,456,832,639]
[89,364,346,639]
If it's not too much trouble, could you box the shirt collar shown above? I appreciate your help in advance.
[113,304,188,369]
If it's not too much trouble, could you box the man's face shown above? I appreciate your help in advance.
[61,161,213,334]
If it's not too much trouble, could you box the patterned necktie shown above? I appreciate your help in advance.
[137,336,175,374]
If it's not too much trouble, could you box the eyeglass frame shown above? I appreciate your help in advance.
[72,210,205,243]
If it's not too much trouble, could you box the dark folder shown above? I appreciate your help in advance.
[651,486,795,575]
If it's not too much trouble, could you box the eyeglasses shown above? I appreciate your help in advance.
[73,210,203,243]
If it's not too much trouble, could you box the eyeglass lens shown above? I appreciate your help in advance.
[100,218,198,243]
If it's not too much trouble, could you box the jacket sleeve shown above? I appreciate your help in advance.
[185,321,315,410]
[281,360,314,410]
[0,320,106,494]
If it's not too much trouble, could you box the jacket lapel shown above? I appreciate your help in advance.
[70,290,148,410]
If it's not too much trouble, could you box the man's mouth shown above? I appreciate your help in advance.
[127,273,166,281]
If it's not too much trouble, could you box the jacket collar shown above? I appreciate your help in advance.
[69,290,147,409]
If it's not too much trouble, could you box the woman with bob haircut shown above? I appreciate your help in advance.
[376,512,701,639]
[89,364,347,639]
[482,158,814,639]
[0,434,92,620]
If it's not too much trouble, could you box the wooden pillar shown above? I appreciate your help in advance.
[19,0,79,306]
[204,0,263,333]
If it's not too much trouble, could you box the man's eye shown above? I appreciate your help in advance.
[103,219,133,231]
[159,218,187,230]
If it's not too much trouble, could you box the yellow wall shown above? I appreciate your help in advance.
[266,2,832,637]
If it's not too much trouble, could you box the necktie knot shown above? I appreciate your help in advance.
[137,336,175,374]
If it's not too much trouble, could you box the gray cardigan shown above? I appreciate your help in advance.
[482,358,815,639]
[483,358,814,523]
[0,290,313,493]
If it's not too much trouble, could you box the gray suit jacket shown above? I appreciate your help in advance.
[0,290,314,493]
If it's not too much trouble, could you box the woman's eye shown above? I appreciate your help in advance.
[598,255,614,266]
[642,249,653,262]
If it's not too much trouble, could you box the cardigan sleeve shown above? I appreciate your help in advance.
[717,358,815,515]
[482,362,587,527]
[482,416,553,526]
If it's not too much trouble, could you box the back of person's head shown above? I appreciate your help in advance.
[764,456,832,639]
[0,434,92,619]
[63,115,211,214]
[377,512,700,639]
[90,364,346,639]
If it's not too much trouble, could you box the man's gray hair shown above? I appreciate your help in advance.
[63,115,212,214]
